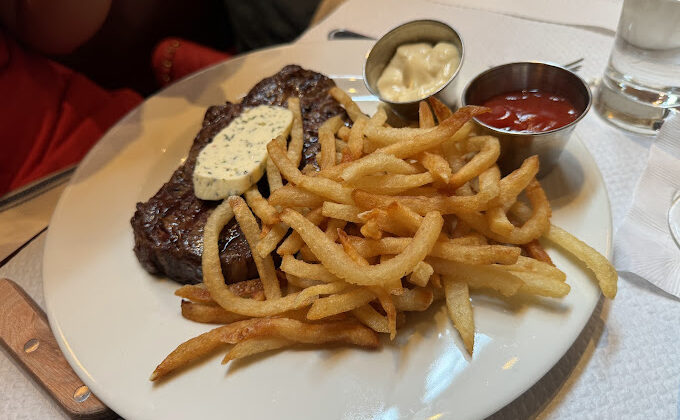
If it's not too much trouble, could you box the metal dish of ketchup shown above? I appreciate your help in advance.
[462,62,592,176]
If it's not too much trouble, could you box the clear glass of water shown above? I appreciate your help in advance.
[594,0,680,134]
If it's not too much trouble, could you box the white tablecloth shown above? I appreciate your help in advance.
[2,0,679,419]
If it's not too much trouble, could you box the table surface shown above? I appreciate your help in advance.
[2,0,679,419]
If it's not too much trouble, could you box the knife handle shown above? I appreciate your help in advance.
[0,278,116,419]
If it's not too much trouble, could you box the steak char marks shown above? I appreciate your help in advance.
[131,65,348,285]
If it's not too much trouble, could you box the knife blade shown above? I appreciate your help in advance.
[0,166,74,263]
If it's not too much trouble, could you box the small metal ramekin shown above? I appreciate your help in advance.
[363,20,464,120]
[462,62,592,177]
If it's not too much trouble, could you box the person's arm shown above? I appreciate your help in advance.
[0,0,112,55]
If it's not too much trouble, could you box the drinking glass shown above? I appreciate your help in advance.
[594,0,680,134]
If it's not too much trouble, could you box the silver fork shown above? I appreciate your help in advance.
[327,29,585,73]
[563,58,584,72]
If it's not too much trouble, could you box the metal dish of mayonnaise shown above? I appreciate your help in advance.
[363,20,464,119]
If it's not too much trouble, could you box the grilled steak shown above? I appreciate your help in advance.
[131,65,348,285]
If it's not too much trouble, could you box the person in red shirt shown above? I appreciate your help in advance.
[0,32,142,195]
[0,0,143,195]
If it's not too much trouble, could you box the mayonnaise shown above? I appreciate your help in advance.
[376,42,460,103]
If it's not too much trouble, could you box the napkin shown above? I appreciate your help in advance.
[615,114,680,298]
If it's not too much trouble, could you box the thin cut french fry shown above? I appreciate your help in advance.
[442,276,474,354]
[230,197,282,299]
[287,97,304,167]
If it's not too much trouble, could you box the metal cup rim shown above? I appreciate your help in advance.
[362,19,465,106]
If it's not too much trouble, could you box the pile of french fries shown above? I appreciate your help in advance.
[150,88,618,381]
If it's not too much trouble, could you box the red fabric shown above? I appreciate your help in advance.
[0,30,142,196]
[152,38,231,87]
[0,33,231,197]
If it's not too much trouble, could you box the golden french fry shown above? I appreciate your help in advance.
[175,280,265,303]
[352,183,495,216]
[267,138,303,184]
[276,208,324,255]
[286,273,322,289]
[486,156,541,236]
[513,272,570,297]
[384,202,423,234]
[370,286,397,339]
[358,207,413,237]
[229,197,282,299]
[294,282,350,305]
[486,205,515,237]
[420,151,452,183]
[325,218,346,241]
[348,117,367,160]
[244,186,280,226]
[497,155,540,207]
[400,186,440,197]
[392,287,433,311]
[266,135,286,192]
[522,239,554,266]
[360,218,383,240]
[347,236,520,265]
[340,152,419,182]
[268,185,324,208]
[431,272,442,289]
[442,122,474,163]
[150,325,229,381]
[408,261,434,287]
[337,229,370,266]
[377,106,488,159]
[419,101,435,128]
[363,126,435,146]
[280,255,342,283]
[351,164,500,216]
[181,300,248,324]
[301,163,317,175]
[449,136,501,188]
[175,283,215,304]
[287,97,304,167]
[299,175,354,204]
[544,224,618,299]
[307,288,375,320]
[428,96,453,122]
[255,223,289,258]
[442,276,474,355]
[351,305,389,333]
[322,202,362,223]
[337,125,351,142]
[222,337,292,364]
[346,173,434,195]
[224,318,380,349]
[318,116,344,169]
[458,179,550,244]
[329,87,365,122]
[429,258,523,297]
[369,107,387,126]
[495,255,566,280]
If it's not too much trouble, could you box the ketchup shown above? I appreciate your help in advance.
[477,89,578,133]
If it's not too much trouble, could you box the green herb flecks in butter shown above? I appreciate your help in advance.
[193,105,293,200]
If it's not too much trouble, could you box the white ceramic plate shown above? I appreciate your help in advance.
[43,40,611,420]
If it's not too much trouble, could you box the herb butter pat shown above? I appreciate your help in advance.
[193,105,293,200]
